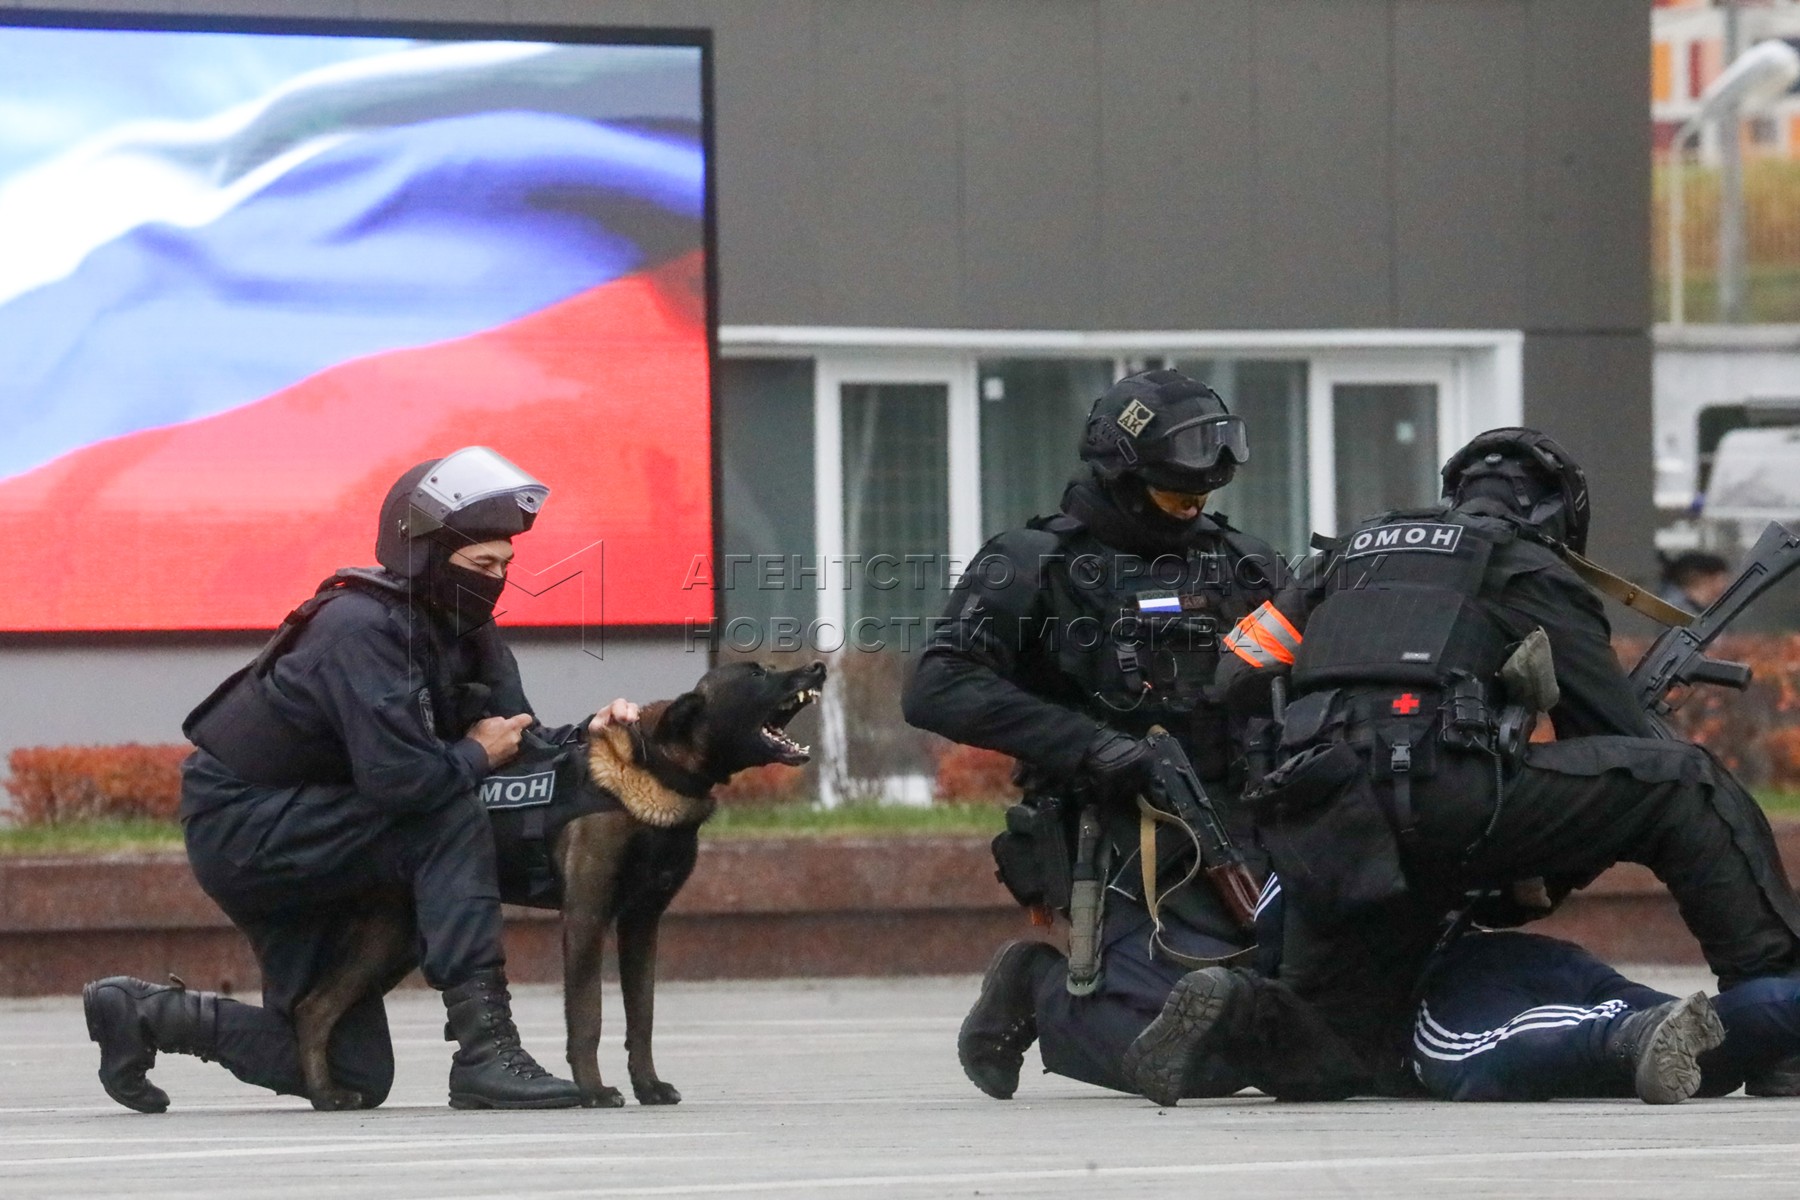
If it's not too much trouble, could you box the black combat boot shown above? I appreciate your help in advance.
[83,975,219,1114]
[957,941,1062,1099]
[1123,966,1369,1106]
[1601,993,1725,1105]
[442,969,582,1109]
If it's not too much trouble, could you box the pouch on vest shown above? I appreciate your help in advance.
[1251,742,1409,917]
[1277,688,1342,752]
[991,797,1072,910]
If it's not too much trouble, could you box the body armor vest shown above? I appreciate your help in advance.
[1290,510,1513,698]
[1035,514,1267,779]
[184,569,480,786]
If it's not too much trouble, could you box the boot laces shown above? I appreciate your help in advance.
[473,992,549,1080]
[998,1015,1035,1052]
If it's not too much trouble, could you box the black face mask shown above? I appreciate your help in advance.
[425,559,506,636]
[1061,466,1205,558]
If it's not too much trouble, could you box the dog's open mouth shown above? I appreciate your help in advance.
[761,685,821,763]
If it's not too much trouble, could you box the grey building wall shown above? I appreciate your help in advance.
[0,0,1651,767]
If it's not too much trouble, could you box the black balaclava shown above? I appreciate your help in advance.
[423,541,508,636]
[1061,463,1207,559]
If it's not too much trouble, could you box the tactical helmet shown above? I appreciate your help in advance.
[375,446,550,577]
[1441,428,1590,554]
[1079,369,1249,493]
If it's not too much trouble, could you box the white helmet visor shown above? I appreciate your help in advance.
[407,446,550,538]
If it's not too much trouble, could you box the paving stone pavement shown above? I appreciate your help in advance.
[4,967,1799,1199]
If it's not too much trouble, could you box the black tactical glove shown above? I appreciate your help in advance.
[1080,728,1154,803]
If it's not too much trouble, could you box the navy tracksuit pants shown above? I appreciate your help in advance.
[1411,930,1800,1100]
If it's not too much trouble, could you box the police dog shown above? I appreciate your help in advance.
[291,659,825,1110]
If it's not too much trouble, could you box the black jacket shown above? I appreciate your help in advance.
[903,509,1283,780]
[182,582,584,818]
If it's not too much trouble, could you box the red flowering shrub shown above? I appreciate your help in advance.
[933,744,1020,805]
[4,744,189,826]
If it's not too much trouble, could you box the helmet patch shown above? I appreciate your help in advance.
[1117,399,1155,437]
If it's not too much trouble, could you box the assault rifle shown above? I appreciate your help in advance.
[1628,520,1800,734]
[1141,727,1262,932]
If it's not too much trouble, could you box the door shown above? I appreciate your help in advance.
[1307,355,1461,536]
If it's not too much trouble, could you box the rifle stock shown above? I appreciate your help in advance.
[1205,862,1263,932]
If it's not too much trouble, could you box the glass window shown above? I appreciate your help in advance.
[715,358,816,640]
[841,382,950,639]
[1332,382,1440,526]
[840,381,950,785]
[977,358,1115,535]
[1177,358,1310,555]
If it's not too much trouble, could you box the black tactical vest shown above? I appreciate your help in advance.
[1035,514,1271,778]
[184,569,484,786]
[1290,510,1513,697]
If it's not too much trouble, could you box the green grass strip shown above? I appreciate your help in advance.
[0,803,1013,856]
[1755,790,1800,818]
[17,793,1800,855]
[0,817,188,856]
[702,800,1007,839]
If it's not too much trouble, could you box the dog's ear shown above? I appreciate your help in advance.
[657,692,706,747]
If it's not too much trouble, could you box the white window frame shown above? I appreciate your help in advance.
[1306,351,1464,536]
[719,327,1523,804]
[811,354,979,644]
[724,327,1523,553]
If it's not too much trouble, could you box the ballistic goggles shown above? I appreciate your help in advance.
[1141,414,1250,472]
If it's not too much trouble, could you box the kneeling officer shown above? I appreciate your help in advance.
[1127,429,1800,1100]
[85,448,614,1111]
[904,370,1278,1099]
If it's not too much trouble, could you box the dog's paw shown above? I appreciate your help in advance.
[308,1088,365,1112]
[582,1086,626,1109]
[633,1080,682,1106]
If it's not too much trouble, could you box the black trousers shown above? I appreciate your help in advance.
[179,751,504,1100]
[1279,735,1800,1080]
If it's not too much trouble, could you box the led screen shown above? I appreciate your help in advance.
[0,18,713,631]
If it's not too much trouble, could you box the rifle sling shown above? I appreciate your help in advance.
[1561,548,1695,629]
[1136,798,1254,970]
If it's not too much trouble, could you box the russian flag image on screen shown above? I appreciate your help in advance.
[0,26,713,632]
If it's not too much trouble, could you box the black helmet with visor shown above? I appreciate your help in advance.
[376,446,550,578]
[1080,369,1249,494]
